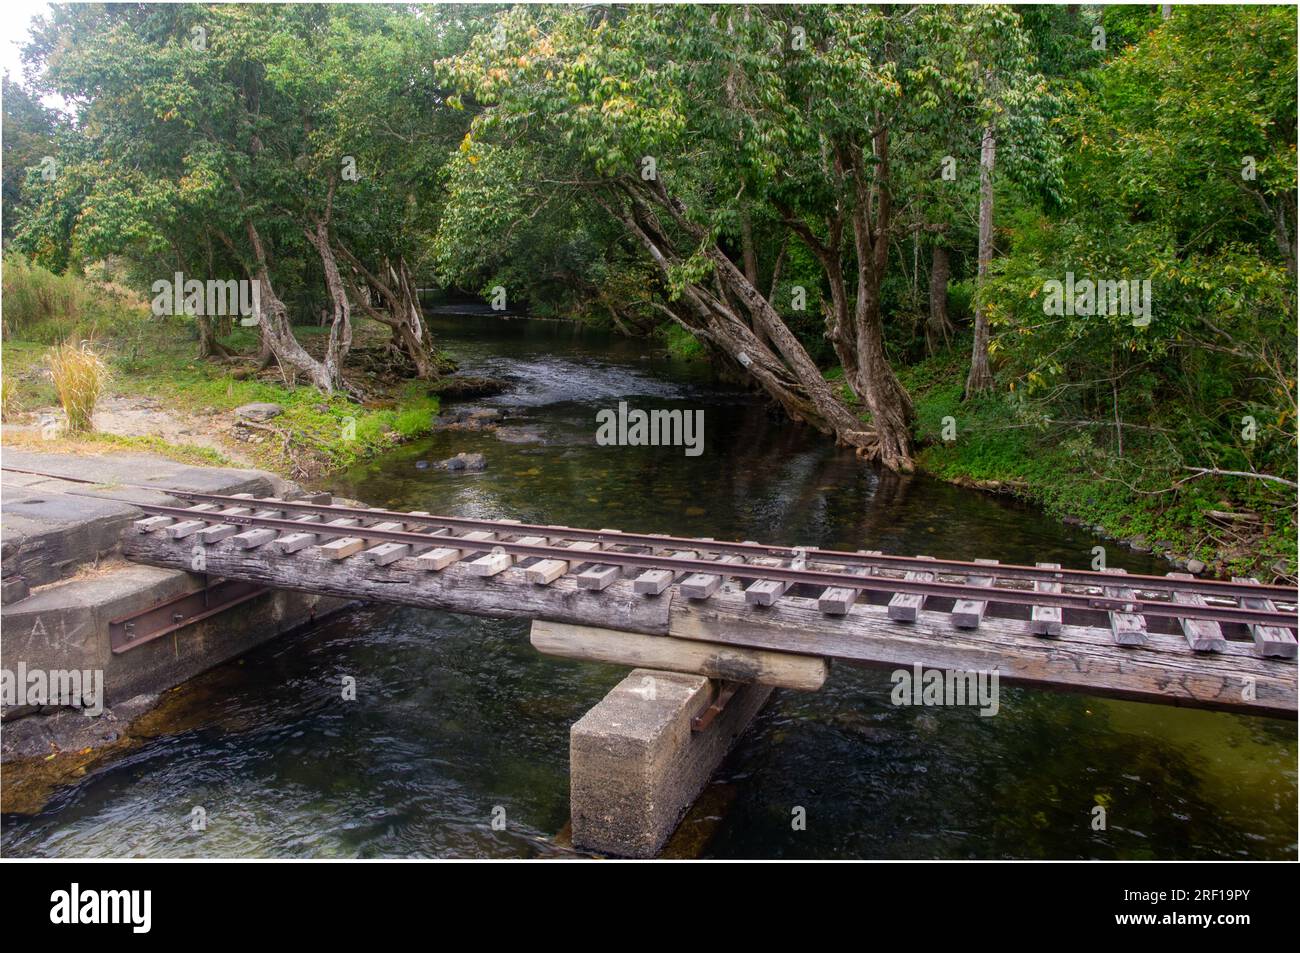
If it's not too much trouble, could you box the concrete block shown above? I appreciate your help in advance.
[570,668,772,857]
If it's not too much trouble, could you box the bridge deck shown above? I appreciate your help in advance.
[121,492,1298,717]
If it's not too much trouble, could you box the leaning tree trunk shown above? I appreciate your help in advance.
[843,130,915,472]
[304,218,353,389]
[244,219,338,393]
[965,124,997,398]
[926,244,955,354]
[392,258,439,379]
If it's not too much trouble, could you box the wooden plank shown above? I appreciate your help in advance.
[242,511,319,551]
[273,517,359,555]
[161,503,223,539]
[357,521,412,566]
[526,539,600,585]
[1233,577,1298,659]
[888,555,936,622]
[577,563,622,591]
[1102,568,1148,646]
[819,550,877,615]
[1168,572,1227,652]
[468,537,547,577]
[195,506,254,543]
[679,552,745,600]
[1029,562,1063,637]
[744,547,805,607]
[229,527,280,550]
[530,619,828,691]
[951,558,998,629]
[412,530,496,571]
[633,549,697,595]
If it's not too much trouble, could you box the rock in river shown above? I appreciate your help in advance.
[421,452,487,473]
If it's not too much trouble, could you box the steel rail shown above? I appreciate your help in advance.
[10,466,1292,601]
[157,490,1299,603]
[135,501,1300,629]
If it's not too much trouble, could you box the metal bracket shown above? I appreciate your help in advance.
[691,680,741,733]
[109,578,268,654]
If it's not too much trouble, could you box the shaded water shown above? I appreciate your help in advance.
[3,315,1295,858]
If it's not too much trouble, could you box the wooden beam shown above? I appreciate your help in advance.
[951,558,998,629]
[665,589,1295,717]
[1233,577,1298,659]
[888,555,935,622]
[1030,562,1063,637]
[527,539,600,585]
[530,619,828,691]
[1168,572,1227,652]
[1102,568,1148,646]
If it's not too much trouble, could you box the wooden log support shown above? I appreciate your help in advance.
[634,549,697,596]
[531,620,828,691]
[122,529,1299,717]
[951,558,998,629]
[679,551,745,601]
[1030,562,1063,637]
[1168,572,1228,652]
[1232,577,1298,659]
[274,516,359,555]
[526,539,600,585]
[413,530,496,571]
[888,555,936,622]
[1102,568,1148,646]
[819,550,877,616]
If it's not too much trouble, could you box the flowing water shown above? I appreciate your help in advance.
[3,314,1295,858]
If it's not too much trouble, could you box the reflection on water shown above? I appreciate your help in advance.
[3,315,1295,858]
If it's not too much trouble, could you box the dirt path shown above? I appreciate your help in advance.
[5,394,259,468]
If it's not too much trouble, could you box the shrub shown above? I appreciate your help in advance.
[45,340,109,432]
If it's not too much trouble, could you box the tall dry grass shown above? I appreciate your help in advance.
[45,340,109,433]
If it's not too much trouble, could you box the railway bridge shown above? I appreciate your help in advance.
[118,488,1297,855]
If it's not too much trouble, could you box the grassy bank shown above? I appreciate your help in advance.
[859,348,1296,581]
[1,258,441,478]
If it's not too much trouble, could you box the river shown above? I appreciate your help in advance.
[3,313,1295,858]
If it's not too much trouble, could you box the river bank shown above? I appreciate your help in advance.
[893,348,1296,583]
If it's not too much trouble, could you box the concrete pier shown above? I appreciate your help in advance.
[569,668,772,857]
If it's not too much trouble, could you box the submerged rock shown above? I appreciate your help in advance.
[422,452,487,473]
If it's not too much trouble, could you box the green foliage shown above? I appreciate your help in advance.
[1,253,150,342]
[985,6,1297,485]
